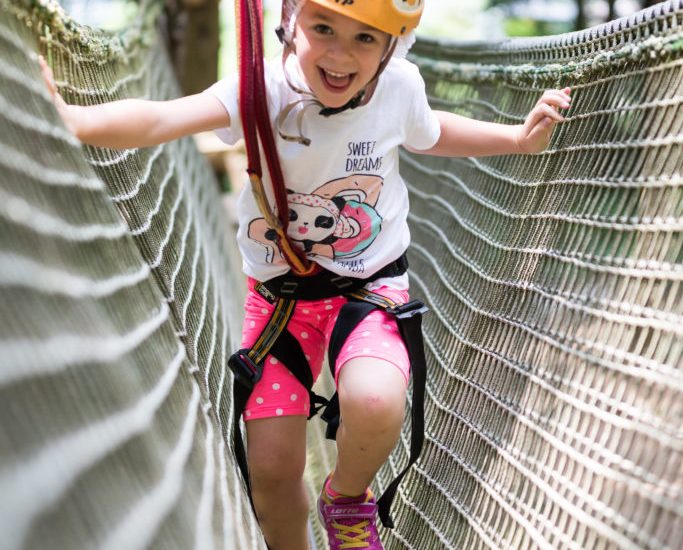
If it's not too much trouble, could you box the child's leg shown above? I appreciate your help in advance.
[324,286,412,497]
[247,415,310,550]
[240,279,341,549]
[330,357,407,496]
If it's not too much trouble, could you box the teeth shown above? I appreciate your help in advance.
[325,69,348,78]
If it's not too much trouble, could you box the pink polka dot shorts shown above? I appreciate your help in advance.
[240,277,411,421]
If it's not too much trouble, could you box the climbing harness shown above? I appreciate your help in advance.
[228,256,429,529]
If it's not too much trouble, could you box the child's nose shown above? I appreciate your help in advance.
[326,39,353,60]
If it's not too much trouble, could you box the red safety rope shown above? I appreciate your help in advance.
[237,0,318,276]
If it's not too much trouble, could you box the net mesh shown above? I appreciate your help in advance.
[0,0,682,549]
[0,1,258,548]
[377,4,683,549]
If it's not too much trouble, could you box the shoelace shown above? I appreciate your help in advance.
[331,519,372,549]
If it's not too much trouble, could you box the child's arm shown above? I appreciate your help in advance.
[409,87,571,157]
[39,56,230,149]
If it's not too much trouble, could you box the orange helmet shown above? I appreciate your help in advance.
[306,0,424,36]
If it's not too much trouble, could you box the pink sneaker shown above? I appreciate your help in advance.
[318,478,383,550]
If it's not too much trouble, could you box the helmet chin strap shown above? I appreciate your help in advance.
[274,23,398,144]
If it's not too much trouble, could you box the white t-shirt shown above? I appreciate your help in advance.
[208,55,440,290]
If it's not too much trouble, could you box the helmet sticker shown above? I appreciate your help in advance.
[392,0,423,14]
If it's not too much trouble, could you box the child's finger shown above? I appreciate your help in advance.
[38,55,57,96]
[539,90,571,109]
[525,106,548,131]
[539,103,565,122]
[551,87,572,101]
[523,116,554,151]
[526,103,563,132]
[539,89,571,104]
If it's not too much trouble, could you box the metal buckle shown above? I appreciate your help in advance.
[228,349,263,390]
[387,299,429,320]
[280,281,299,295]
[331,276,354,290]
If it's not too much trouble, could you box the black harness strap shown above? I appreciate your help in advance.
[262,253,409,300]
[252,282,329,417]
[268,325,330,418]
[323,299,377,439]
[326,289,429,529]
[228,288,330,506]
[228,297,296,497]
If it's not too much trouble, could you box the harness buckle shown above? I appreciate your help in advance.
[279,281,299,295]
[330,275,354,290]
[228,349,263,390]
[387,299,429,320]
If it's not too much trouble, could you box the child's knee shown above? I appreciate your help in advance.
[339,376,406,432]
[246,416,307,487]
[249,444,306,487]
[338,357,406,416]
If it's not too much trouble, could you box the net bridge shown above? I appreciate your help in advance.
[0,0,681,548]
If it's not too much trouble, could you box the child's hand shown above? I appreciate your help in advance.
[38,55,80,137]
[516,87,571,154]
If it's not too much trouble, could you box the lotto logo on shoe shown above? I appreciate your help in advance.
[393,0,423,14]
[331,507,359,515]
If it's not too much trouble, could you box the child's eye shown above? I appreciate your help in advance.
[313,24,333,35]
[356,33,376,44]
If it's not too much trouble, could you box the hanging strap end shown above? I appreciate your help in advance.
[378,506,396,529]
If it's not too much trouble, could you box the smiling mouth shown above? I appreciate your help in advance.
[319,67,355,92]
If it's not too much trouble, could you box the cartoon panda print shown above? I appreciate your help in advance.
[248,174,383,263]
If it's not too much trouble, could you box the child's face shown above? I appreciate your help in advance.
[294,2,391,109]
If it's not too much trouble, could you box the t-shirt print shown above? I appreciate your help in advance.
[247,173,383,266]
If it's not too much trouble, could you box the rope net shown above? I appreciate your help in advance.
[0,1,681,549]
[0,1,257,548]
[385,4,683,549]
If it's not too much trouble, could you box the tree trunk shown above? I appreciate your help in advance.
[575,0,587,31]
[607,0,616,21]
[160,0,220,96]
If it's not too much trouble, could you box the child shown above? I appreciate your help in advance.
[40,1,571,548]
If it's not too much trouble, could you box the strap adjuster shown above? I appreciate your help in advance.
[228,349,263,390]
[330,276,354,290]
[387,299,429,320]
[279,281,299,295]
